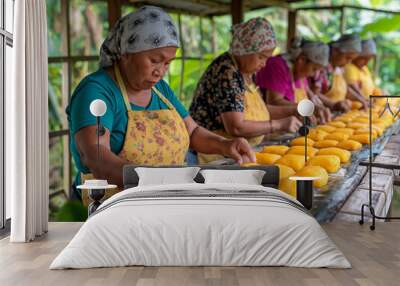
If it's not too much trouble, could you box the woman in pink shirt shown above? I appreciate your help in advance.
[256,38,332,123]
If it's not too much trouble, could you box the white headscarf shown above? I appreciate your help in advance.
[99,6,180,68]
[289,37,329,67]
[330,33,361,53]
[361,39,377,56]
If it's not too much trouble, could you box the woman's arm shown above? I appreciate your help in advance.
[314,91,350,112]
[266,104,297,119]
[219,111,302,138]
[75,126,128,187]
[347,86,368,109]
[266,91,297,106]
[184,116,256,164]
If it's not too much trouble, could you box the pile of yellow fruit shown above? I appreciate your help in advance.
[252,98,400,198]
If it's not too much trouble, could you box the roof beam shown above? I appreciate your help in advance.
[231,0,244,24]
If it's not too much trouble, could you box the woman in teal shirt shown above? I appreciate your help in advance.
[67,6,255,195]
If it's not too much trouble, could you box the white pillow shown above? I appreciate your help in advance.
[200,169,266,185]
[135,167,201,186]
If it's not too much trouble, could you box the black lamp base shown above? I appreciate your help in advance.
[88,189,106,216]
[296,180,313,210]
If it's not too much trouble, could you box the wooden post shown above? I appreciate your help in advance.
[340,6,345,35]
[61,0,71,198]
[107,0,121,28]
[178,14,185,102]
[211,16,217,55]
[231,0,244,25]
[287,10,297,51]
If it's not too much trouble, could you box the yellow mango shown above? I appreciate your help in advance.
[316,147,351,163]
[316,125,336,133]
[347,122,368,129]
[255,153,281,165]
[354,128,378,137]
[262,145,289,156]
[296,165,329,188]
[279,178,297,198]
[314,140,339,148]
[275,164,296,180]
[290,137,315,147]
[354,117,369,124]
[308,129,329,141]
[372,118,388,128]
[335,117,354,123]
[325,132,350,141]
[287,146,319,157]
[308,155,341,173]
[351,101,363,110]
[374,116,393,128]
[276,154,306,172]
[349,134,371,145]
[336,140,362,151]
[334,128,355,136]
[328,121,347,128]
[241,162,260,167]
[373,124,385,135]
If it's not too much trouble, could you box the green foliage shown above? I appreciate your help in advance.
[46,0,400,221]
[54,200,87,222]
[361,15,400,36]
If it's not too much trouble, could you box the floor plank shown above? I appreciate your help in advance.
[0,222,399,286]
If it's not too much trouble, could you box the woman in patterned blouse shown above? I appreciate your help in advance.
[189,18,302,163]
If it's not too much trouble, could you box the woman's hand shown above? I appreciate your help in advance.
[272,116,302,133]
[220,138,256,165]
[333,100,351,112]
[314,105,333,124]
[185,117,256,164]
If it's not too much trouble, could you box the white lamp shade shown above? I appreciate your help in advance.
[297,99,315,117]
[90,99,107,117]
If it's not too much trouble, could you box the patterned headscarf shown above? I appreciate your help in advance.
[99,6,180,68]
[330,33,361,54]
[360,39,377,56]
[230,17,276,56]
[289,37,329,67]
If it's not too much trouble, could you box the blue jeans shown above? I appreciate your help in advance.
[185,149,199,165]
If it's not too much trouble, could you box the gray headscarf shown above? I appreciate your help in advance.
[360,39,377,56]
[330,33,362,53]
[99,6,180,68]
[288,37,329,67]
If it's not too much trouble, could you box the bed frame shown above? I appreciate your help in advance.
[123,165,280,190]
[359,95,400,230]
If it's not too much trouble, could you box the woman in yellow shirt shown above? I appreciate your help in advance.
[344,39,381,99]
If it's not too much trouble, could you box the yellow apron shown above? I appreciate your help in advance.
[81,65,190,206]
[197,82,270,164]
[293,79,308,103]
[358,66,376,99]
[325,67,348,103]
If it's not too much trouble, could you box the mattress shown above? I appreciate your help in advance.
[50,183,351,269]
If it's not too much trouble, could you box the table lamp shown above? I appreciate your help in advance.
[290,99,318,210]
[297,99,315,163]
[89,99,107,162]
[77,99,116,216]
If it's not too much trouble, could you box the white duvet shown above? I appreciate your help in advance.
[50,183,350,269]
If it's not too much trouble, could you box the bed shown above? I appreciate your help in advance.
[50,165,350,269]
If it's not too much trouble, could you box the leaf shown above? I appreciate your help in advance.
[369,0,385,7]
[361,15,400,36]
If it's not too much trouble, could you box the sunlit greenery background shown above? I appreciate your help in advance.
[47,0,400,221]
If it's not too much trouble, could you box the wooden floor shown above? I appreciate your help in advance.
[1,222,399,286]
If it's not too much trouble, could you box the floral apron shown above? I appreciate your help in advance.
[197,82,270,164]
[81,65,189,206]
